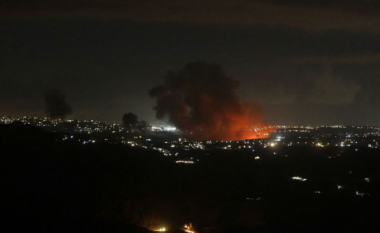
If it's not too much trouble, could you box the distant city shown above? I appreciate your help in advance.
[0,115,176,134]
[2,114,380,232]
[3,115,380,155]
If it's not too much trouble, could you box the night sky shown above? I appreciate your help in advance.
[1,0,380,125]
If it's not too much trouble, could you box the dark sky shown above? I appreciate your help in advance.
[1,0,380,125]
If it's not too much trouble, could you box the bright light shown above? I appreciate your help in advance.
[164,126,176,131]
[176,160,194,164]
[182,223,194,233]
[292,176,307,181]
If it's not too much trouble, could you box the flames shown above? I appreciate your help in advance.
[149,62,274,141]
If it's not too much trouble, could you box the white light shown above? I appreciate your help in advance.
[292,176,307,181]
[176,160,194,164]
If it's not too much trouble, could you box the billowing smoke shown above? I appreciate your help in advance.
[149,62,271,141]
[123,112,139,128]
[44,89,72,119]
[122,112,147,132]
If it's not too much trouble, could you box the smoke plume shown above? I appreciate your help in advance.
[123,112,139,128]
[149,62,271,141]
[44,89,72,119]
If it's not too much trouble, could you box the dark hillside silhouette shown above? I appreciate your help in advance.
[0,124,380,232]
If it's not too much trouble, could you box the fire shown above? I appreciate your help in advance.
[182,223,195,233]
[149,62,274,141]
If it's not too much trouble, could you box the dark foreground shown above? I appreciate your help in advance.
[1,124,380,233]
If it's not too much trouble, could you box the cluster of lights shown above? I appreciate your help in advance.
[292,176,307,181]
[183,224,194,233]
[151,126,177,132]
[176,160,194,164]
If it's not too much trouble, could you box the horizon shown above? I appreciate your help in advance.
[4,115,380,129]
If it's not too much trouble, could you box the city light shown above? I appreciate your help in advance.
[292,176,307,181]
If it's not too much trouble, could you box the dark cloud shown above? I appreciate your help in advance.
[262,103,380,126]
[289,53,380,64]
[260,0,380,16]
[149,62,271,140]
[247,65,361,106]
[2,5,380,125]
[44,89,72,119]
[305,66,361,105]
[2,0,380,31]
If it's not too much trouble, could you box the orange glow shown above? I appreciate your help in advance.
[182,223,194,233]
[189,124,275,141]
[150,62,275,141]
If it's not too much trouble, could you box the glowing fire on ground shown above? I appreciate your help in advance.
[182,223,195,233]
[149,62,275,142]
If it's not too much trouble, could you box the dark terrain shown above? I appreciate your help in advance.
[1,123,380,233]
